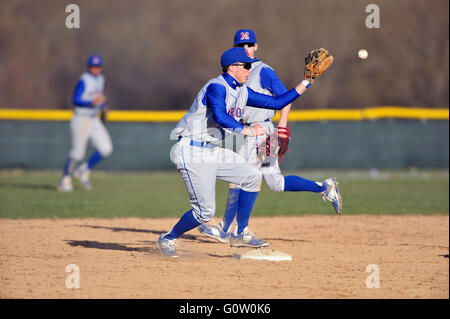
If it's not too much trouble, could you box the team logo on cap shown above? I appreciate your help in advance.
[93,57,100,64]
[240,32,250,41]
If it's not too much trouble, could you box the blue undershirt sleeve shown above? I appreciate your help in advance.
[260,67,289,97]
[246,87,300,110]
[72,80,93,107]
[205,83,244,133]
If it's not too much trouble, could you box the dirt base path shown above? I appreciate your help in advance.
[0,215,448,299]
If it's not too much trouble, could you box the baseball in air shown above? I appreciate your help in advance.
[358,49,368,59]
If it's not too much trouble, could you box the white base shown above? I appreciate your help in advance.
[233,248,292,262]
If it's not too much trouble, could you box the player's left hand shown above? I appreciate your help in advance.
[304,48,333,83]
[277,126,290,160]
[100,105,108,124]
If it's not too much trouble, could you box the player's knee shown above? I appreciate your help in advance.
[268,183,284,192]
[264,174,285,192]
[241,169,262,192]
[192,207,214,224]
[99,143,113,158]
[190,199,216,223]
[69,150,85,162]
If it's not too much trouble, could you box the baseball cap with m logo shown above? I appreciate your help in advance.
[234,29,257,45]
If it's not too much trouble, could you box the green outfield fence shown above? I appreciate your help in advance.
[0,108,448,170]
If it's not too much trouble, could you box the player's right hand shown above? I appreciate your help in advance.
[242,124,266,137]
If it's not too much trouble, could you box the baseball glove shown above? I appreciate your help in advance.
[100,110,107,124]
[277,126,290,161]
[304,48,334,83]
[99,105,107,124]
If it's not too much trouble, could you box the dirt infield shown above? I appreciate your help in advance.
[0,215,448,299]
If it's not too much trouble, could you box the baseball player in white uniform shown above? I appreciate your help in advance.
[58,55,113,192]
[157,47,315,258]
[198,29,342,244]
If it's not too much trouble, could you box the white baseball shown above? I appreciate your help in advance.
[358,49,368,59]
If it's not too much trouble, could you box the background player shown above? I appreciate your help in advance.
[58,55,113,192]
[198,29,342,243]
[157,47,319,258]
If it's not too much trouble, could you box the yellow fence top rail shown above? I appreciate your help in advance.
[0,107,448,122]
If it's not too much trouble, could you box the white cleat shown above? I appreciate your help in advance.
[198,223,231,243]
[230,227,269,248]
[321,177,343,214]
[58,176,73,192]
[156,233,179,258]
[74,163,92,191]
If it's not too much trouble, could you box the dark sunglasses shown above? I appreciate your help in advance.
[231,62,252,70]
[236,43,256,48]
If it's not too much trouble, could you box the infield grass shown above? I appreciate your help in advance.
[0,169,448,219]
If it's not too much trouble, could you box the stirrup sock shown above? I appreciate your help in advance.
[221,188,241,233]
[87,151,104,169]
[284,175,326,192]
[236,190,259,234]
[165,210,201,240]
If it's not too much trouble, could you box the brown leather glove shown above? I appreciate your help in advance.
[304,48,334,83]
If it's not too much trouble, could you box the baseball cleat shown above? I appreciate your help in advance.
[198,223,231,243]
[74,163,92,191]
[156,233,179,258]
[321,177,343,214]
[58,176,73,192]
[230,228,269,248]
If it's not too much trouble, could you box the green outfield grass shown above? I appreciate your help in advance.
[0,169,448,219]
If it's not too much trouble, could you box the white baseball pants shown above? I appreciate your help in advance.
[170,138,262,223]
[69,114,113,161]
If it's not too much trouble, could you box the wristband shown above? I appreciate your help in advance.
[301,79,311,88]
[277,127,289,138]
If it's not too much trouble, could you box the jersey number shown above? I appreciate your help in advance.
[228,107,243,119]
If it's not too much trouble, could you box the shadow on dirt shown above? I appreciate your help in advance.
[67,225,311,256]
[207,253,233,259]
[64,240,153,252]
[71,224,227,244]
[263,237,311,243]
[64,239,223,259]
[73,224,198,240]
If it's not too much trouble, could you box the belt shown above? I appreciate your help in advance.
[239,118,271,125]
[73,107,99,118]
[178,137,215,149]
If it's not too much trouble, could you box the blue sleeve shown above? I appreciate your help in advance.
[205,83,244,132]
[246,87,300,110]
[72,80,93,107]
[260,67,288,97]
